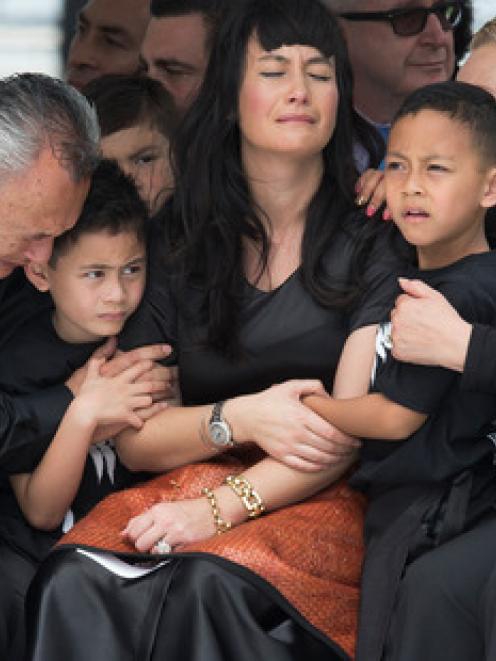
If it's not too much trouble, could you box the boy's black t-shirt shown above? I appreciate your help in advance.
[351,251,496,494]
[0,307,146,563]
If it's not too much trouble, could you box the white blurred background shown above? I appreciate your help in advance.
[0,0,493,79]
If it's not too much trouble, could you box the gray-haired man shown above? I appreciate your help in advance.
[0,73,171,659]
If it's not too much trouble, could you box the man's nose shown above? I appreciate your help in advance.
[419,11,452,44]
[67,33,99,72]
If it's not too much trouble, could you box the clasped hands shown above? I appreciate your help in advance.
[66,336,179,439]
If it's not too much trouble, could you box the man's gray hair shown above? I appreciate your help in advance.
[0,73,100,182]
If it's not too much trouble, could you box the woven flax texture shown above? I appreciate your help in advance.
[59,454,365,658]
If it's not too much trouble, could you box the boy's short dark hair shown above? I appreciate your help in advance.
[49,159,148,268]
[393,81,496,167]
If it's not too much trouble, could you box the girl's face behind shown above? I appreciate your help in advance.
[101,123,173,215]
[457,43,496,100]
[237,35,339,164]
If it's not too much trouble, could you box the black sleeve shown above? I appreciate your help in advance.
[0,385,72,474]
[348,228,405,333]
[461,324,496,394]
[374,280,482,414]
[374,352,456,414]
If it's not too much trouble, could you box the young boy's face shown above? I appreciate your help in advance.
[385,109,496,269]
[41,229,146,343]
[101,124,173,216]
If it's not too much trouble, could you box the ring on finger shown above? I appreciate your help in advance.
[155,537,172,554]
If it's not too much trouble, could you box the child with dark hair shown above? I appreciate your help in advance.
[83,74,178,214]
[7,159,152,533]
[0,159,160,657]
[302,80,496,660]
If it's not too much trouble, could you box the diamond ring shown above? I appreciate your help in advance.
[155,538,172,554]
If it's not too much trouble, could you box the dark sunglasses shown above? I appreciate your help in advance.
[339,2,463,37]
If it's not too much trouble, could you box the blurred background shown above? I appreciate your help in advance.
[0,0,493,79]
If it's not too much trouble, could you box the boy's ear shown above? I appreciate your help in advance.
[24,262,50,292]
[481,167,496,209]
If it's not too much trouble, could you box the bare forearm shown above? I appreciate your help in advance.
[116,404,218,471]
[213,453,357,527]
[10,401,95,530]
[303,393,426,440]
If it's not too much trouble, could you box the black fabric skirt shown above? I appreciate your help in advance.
[26,549,349,661]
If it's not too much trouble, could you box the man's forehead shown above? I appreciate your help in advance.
[143,14,208,58]
[83,0,149,32]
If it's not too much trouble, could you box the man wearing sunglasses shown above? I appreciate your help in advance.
[322,0,471,154]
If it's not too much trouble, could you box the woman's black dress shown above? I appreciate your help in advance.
[25,217,400,661]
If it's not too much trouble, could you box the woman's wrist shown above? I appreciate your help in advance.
[212,485,249,528]
[222,395,251,444]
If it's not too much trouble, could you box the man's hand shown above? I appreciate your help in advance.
[66,340,175,398]
[391,278,471,371]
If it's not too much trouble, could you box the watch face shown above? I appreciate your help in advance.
[209,421,231,447]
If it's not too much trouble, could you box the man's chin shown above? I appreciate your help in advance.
[0,260,18,279]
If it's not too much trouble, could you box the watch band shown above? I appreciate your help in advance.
[206,400,235,449]
[211,400,225,424]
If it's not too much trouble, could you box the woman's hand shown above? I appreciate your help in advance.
[391,278,472,371]
[121,497,216,553]
[225,380,361,472]
[355,168,390,220]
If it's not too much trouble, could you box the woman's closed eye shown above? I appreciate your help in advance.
[309,72,332,82]
[260,70,285,78]
[307,65,333,82]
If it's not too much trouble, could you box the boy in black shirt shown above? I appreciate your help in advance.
[303,81,496,660]
[0,160,161,657]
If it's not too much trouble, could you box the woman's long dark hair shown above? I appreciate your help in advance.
[164,0,379,356]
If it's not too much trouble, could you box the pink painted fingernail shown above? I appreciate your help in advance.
[366,204,376,217]
[382,209,391,222]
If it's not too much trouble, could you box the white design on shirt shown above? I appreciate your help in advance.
[371,321,392,385]
[61,439,117,533]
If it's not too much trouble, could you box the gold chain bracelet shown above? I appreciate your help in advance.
[202,487,232,535]
[225,475,265,519]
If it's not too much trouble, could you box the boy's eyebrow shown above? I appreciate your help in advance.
[78,256,146,270]
[387,150,456,162]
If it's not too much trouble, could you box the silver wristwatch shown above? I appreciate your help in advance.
[207,401,234,449]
